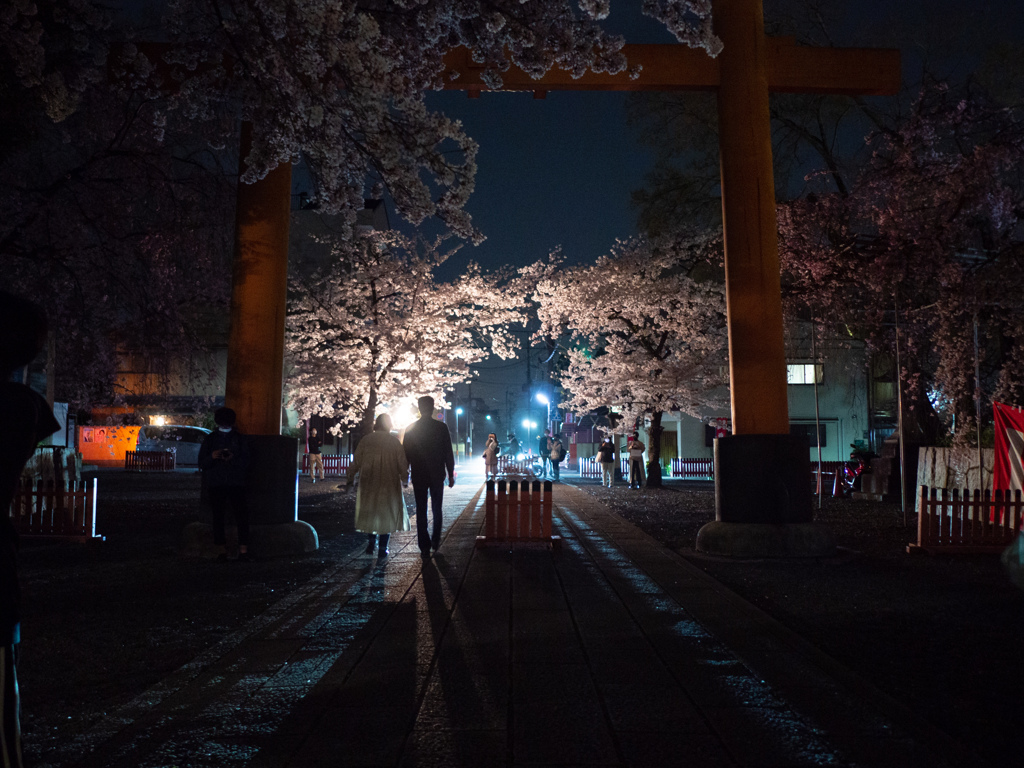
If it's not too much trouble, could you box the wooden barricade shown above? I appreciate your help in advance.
[496,455,532,476]
[811,461,846,496]
[908,486,1022,554]
[9,478,102,541]
[478,479,560,548]
[300,453,352,476]
[125,450,176,471]
[670,458,714,479]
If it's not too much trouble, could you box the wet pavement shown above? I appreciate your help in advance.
[50,465,984,768]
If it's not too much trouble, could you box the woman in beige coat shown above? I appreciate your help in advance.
[344,414,410,557]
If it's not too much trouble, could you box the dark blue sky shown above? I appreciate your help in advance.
[419,0,1024,282]
[423,5,680,281]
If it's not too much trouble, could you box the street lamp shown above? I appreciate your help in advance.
[522,419,537,453]
[535,393,551,434]
[455,407,463,461]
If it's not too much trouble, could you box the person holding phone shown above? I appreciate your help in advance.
[198,407,252,561]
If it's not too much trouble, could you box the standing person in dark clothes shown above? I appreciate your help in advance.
[402,396,455,556]
[597,437,616,488]
[537,428,552,478]
[0,292,60,768]
[307,427,324,483]
[198,407,253,561]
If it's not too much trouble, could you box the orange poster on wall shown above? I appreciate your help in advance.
[77,426,140,466]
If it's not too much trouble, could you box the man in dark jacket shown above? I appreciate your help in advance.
[402,396,455,556]
[198,407,252,561]
[1,291,60,768]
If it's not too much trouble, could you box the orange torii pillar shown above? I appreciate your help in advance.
[187,121,318,556]
[444,0,899,556]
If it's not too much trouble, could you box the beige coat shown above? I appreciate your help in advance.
[347,430,410,535]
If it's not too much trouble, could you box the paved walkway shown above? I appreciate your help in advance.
[55,474,986,768]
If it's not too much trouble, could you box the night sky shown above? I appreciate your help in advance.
[418,0,1024,282]
[415,0,1024,425]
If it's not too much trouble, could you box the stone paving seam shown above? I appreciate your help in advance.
[52,486,489,768]
[550,498,827,768]
[555,481,991,768]
[280,484,487,768]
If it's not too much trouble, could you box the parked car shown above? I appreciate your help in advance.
[136,425,212,466]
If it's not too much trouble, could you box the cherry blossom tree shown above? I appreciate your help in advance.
[779,82,1024,444]
[286,230,528,438]
[1,2,235,413]
[162,0,720,241]
[533,232,728,486]
[3,0,721,413]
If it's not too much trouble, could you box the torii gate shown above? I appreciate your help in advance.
[225,0,898,554]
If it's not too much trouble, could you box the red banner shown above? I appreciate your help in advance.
[993,401,1024,493]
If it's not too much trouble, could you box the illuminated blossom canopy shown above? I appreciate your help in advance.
[286,231,528,435]
[779,83,1024,443]
[532,232,728,479]
[160,0,720,241]
[1,0,719,411]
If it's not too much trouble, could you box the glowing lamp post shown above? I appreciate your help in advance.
[522,419,537,454]
[536,393,551,434]
[455,407,463,461]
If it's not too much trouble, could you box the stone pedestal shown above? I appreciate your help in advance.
[183,434,318,557]
[696,433,834,558]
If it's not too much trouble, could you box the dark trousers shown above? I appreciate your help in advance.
[413,478,445,552]
[208,485,250,547]
[551,459,561,480]
[629,459,643,488]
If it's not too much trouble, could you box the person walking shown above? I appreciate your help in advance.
[537,428,552,479]
[345,414,409,558]
[402,396,455,556]
[597,437,616,488]
[482,433,500,480]
[508,433,520,457]
[198,407,253,561]
[307,427,325,483]
[549,433,565,481]
[1,292,61,768]
[627,432,647,489]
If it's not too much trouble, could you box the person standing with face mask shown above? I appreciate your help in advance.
[198,407,252,561]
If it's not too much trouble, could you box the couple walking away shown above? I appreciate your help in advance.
[346,396,455,558]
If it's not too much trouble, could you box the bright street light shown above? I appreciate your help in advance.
[455,407,463,461]
[535,393,551,433]
[522,418,537,449]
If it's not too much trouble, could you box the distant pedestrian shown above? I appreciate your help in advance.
[549,434,565,481]
[0,292,60,768]
[627,433,646,489]
[402,396,455,556]
[198,408,253,561]
[597,437,616,487]
[537,428,552,478]
[482,433,500,480]
[345,414,409,558]
[508,433,520,457]
[307,427,325,483]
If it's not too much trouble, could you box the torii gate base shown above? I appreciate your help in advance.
[695,434,834,558]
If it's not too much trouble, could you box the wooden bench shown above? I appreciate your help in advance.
[908,486,1021,554]
[10,478,102,542]
[477,479,560,548]
[125,450,176,471]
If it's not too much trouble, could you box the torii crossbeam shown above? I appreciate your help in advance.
[224,0,898,554]
[438,0,900,553]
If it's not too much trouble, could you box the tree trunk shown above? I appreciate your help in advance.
[645,411,664,488]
